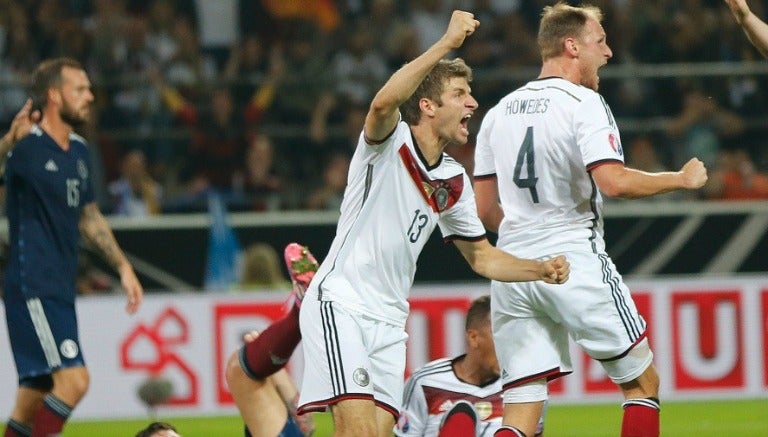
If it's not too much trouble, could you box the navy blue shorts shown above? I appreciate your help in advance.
[3,295,85,385]
[279,415,304,437]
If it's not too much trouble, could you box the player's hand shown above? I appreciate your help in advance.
[679,158,708,189]
[2,99,40,149]
[442,10,479,49]
[242,330,260,343]
[541,255,569,284]
[725,0,752,23]
[120,264,143,314]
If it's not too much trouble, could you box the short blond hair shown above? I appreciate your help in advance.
[538,2,603,61]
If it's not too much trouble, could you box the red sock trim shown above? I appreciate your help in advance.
[621,400,660,437]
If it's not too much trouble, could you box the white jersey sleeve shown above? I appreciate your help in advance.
[575,93,625,169]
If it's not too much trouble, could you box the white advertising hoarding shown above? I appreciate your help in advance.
[1,277,766,420]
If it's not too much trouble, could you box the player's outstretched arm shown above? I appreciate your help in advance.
[80,203,143,313]
[725,0,768,57]
[454,239,569,284]
[0,99,41,176]
[591,159,708,199]
[365,10,479,142]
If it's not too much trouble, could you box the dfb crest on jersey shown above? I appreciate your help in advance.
[435,187,449,211]
[353,368,370,387]
[608,133,623,156]
[77,159,88,180]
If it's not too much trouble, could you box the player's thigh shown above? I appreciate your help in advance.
[4,296,85,383]
[331,398,380,436]
[298,300,374,408]
[491,281,571,385]
[367,319,408,416]
[547,252,647,357]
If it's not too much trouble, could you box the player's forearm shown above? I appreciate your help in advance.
[458,240,544,282]
[740,13,768,57]
[603,168,688,198]
[483,252,546,283]
[80,205,131,272]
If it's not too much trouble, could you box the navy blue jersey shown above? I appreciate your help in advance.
[3,125,95,301]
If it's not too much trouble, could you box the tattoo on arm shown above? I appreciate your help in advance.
[80,203,128,272]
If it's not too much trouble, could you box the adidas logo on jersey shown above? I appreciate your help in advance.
[44,160,58,172]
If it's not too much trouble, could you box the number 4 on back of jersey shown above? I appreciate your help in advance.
[513,126,539,203]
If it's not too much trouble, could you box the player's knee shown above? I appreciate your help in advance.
[502,378,548,404]
[55,368,90,400]
[604,338,655,387]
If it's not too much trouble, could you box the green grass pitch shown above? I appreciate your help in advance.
[3,399,766,436]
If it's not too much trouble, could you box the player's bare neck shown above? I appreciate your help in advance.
[539,59,579,86]
[454,355,497,386]
[411,125,442,166]
[40,117,72,151]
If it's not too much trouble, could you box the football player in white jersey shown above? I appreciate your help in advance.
[473,4,707,437]
[396,295,546,437]
[296,10,569,437]
[724,0,768,57]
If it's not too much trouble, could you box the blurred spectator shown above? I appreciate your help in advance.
[368,0,420,69]
[223,38,285,131]
[237,242,291,292]
[668,0,720,62]
[261,21,337,179]
[623,135,681,201]
[3,0,768,212]
[330,19,389,107]
[306,153,350,211]
[223,34,269,108]
[170,85,249,208]
[193,0,238,69]
[261,0,340,34]
[163,15,217,88]
[409,0,451,53]
[236,133,284,211]
[108,150,163,216]
[704,149,768,200]
[665,86,745,170]
[145,0,180,66]
[0,2,38,125]
[83,0,131,77]
[626,135,669,173]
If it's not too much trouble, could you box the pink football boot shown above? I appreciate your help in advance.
[283,243,319,308]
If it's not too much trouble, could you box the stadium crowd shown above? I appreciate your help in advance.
[2,0,768,214]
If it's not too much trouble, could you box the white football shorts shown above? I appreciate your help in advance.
[492,250,653,391]
[297,297,408,419]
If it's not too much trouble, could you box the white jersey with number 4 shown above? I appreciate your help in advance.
[307,118,486,327]
[474,77,624,258]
